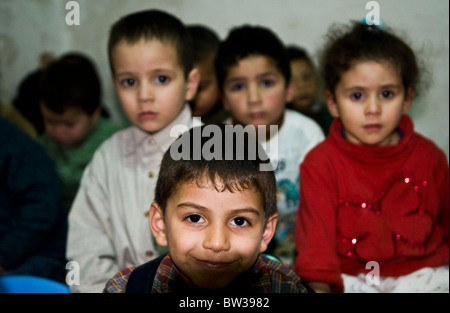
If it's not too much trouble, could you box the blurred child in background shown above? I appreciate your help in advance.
[0,116,67,281]
[39,52,122,212]
[286,45,332,134]
[216,25,324,265]
[188,24,229,124]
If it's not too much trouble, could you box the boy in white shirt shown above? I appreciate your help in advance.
[66,9,199,292]
[216,25,324,265]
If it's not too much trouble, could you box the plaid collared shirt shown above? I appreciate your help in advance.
[103,254,308,293]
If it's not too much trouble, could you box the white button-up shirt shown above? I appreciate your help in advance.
[67,105,193,292]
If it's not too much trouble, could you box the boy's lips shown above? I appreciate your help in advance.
[139,111,158,119]
[193,257,235,269]
[249,112,265,120]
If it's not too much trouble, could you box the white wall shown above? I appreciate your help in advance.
[1,0,448,159]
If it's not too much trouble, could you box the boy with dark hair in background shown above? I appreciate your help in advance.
[39,52,122,211]
[216,25,324,265]
[187,24,229,124]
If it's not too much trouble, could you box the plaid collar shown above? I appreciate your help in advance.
[151,254,306,293]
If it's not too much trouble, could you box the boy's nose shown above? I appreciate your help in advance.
[138,82,153,102]
[247,84,261,104]
[202,225,231,252]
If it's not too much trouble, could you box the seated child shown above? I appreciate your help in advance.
[0,116,67,281]
[104,124,308,293]
[187,24,229,124]
[67,9,200,292]
[38,52,122,212]
[286,45,332,134]
[215,25,325,265]
[295,21,449,293]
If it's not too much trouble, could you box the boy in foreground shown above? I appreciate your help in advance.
[104,124,308,293]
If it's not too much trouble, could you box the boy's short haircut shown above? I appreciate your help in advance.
[187,24,220,63]
[39,52,101,115]
[286,45,314,68]
[107,9,194,78]
[155,124,277,222]
[215,25,291,92]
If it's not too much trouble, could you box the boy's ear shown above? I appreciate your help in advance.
[184,68,200,102]
[285,78,295,103]
[259,214,278,253]
[148,202,168,247]
[402,87,415,115]
[323,90,340,118]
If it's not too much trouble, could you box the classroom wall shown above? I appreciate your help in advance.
[0,0,448,159]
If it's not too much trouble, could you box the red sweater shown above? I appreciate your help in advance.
[295,116,449,292]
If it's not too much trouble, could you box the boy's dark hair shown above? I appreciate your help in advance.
[286,45,314,68]
[215,25,291,92]
[155,124,277,222]
[39,52,101,115]
[107,9,194,78]
[187,24,220,63]
[319,21,420,97]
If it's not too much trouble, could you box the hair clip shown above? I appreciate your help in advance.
[360,17,389,32]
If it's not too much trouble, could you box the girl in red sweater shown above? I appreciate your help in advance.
[295,21,449,293]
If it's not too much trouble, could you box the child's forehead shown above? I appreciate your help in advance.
[171,178,265,210]
[226,55,281,75]
[112,38,182,70]
[113,37,177,55]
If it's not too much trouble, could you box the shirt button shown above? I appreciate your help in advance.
[148,171,155,178]
[146,251,153,257]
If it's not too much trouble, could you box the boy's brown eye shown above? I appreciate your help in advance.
[187,214,203,223]
[231,217,248,227]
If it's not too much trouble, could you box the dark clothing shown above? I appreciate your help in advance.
[0,117,67,281]
[104,253,308,293]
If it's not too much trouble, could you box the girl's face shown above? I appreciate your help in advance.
[325,61,413,146]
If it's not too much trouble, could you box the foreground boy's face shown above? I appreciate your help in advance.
[222,55,291,129]
[150,181,276,290]
[111,39,197,134]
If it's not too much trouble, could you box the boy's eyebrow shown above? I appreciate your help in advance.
[225,71,277,84]
[344,84,402,91]
[114,68,176,78]
[177,202,261,216]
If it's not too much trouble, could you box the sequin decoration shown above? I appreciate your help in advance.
[337,174,435,262]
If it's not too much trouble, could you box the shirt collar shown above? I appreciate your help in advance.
[151,254,270,293]
[124,104,192,155]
